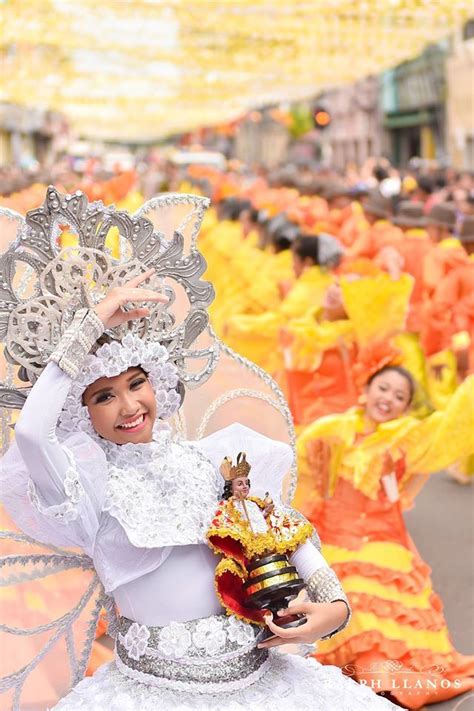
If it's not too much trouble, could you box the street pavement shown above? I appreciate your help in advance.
[403,472,474,711]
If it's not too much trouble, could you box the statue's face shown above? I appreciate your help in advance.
[231,476,250,500]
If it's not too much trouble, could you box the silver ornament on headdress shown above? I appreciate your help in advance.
[0,187,218,416]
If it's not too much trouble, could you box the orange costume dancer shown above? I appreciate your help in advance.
[295,367,474,709]
[344,192,401,260]
[314,183,356,237]
[382,201,432,329]
[283,272,414,425]
[422,202,467,297]
[337,201,370,250]
[421,216,474,364]
[414,205,471,410]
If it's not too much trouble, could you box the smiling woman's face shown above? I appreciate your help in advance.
[365,370,411,424]
[82,367,157,445]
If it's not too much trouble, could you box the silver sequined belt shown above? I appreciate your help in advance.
[115,614,270,693]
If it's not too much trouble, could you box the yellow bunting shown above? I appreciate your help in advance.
[1,1,471,140]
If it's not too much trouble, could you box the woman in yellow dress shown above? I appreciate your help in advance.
[222,234,339,376]
[295,366,474,709]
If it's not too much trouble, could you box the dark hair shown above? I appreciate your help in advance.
[271,234,291,253]
[292,235,320,265]
[417,175,435,195]
[434,171,447,190]
[225,198,252,221]
[222,480,233,500]
[271,223,300,253]
[175,380,186,408]
[373,165,389,183]
[248,207,261,223]
[218,197,239,220]
[367,365,415,404]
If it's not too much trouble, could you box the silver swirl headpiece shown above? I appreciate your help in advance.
[0,187,218,410]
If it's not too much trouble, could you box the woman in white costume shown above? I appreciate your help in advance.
[0,189,401,710]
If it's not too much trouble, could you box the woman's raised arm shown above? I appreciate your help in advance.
[14,360,83,505]
[14,269,167,507]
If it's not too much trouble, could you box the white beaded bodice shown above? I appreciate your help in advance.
[101,429,221,549]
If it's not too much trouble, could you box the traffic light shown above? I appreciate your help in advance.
[313,107,331,129]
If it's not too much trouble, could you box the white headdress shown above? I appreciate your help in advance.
[0,190,227,450]
[58,334,182,435]
[0,188,217,422]
[0,189,296,483]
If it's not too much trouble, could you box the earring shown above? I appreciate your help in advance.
[358,393,367,405]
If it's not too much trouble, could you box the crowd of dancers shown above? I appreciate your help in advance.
[186,161,474,708]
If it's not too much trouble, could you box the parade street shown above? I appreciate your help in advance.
[405,474,474,711]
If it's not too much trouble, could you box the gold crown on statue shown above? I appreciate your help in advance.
[219,452,251,481]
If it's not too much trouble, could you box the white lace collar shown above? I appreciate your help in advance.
[101,425,221,550]
[99,423,172,466]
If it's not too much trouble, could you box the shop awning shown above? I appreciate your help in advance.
[384,110,435,129]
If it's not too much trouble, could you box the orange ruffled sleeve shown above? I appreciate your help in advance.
[294,410,360,515]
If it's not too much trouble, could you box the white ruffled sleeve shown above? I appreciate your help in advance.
[0,362,107,554]
[290,539,351,638]
[194,422,293,503]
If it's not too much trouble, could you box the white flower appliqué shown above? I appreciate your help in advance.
[157,621,192,659]
[122,623,150,661]
[192,617,227,657]
[227,616,255,646]
[101,432,220,549]
[26,449,84,524]
[63,469,84,504]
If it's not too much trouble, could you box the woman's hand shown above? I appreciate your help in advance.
[322,283,347,321]
[94,269,168,329]
[257,595,348,649]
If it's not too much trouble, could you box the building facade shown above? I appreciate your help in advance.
[380,44,448,166]
[445,22,474,170]
[312,76,383,172]
[0,104,68,168]
[234,112,289,168]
